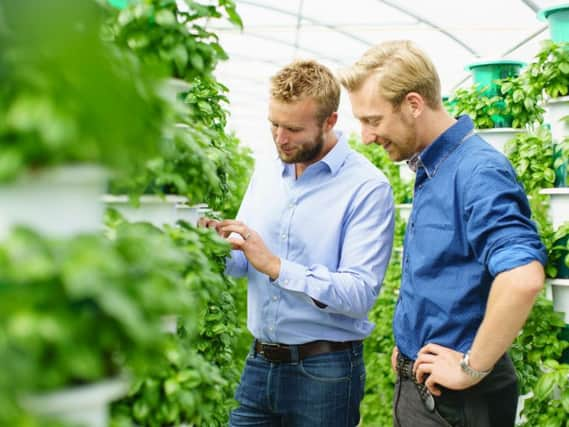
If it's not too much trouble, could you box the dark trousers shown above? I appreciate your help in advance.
[393,353,518,427]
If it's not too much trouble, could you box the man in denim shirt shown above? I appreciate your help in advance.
[202,60,394,426]
[340,41,546,427]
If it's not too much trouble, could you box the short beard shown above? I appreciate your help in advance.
[280,130,324,164]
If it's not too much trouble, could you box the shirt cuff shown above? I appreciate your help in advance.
[488,244,547,276]
[272,258,307,292]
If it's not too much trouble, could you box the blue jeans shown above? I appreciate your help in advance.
[230,342,365,427]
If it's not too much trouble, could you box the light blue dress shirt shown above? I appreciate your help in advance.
[226,131,395,344]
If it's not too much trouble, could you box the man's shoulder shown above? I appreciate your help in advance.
[342,149,391,186]
[456,135,514,177]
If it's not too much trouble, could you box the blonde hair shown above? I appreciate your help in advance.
[270,59,340,123]
[339,40,441,109]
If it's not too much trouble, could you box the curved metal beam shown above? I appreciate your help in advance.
[377,0,480,57]
[294,0,304,56]
[236,0,374,47]
[520,0,540,13]
[500,25,548,56]
[242,32,347,66]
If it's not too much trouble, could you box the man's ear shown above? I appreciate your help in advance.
[404,92,424,118]
[324,111,338,130]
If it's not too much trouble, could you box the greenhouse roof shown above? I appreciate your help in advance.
[212,0,563,158]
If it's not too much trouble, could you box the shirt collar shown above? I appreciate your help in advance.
[280,130,348,176]
[415,115,474,179]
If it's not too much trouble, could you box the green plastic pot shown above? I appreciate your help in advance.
[538,4,569,43]
[465,60,525,97]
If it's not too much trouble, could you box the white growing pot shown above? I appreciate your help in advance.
[397,161,415,183]
[549,278,569,323]
[395,203,413,223]
[102,195,188,228]
[544,95,569,143]
[476,128,527,154]
[22,378,127,427]
[0,165,107,239]
[175,203,210,226]
[539,188,569,229]
[515,392,533,425]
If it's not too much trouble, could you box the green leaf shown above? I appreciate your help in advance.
[155,9,177,26]
[164,378,180,396]
[190,53,205,71]
[559,62,569,74]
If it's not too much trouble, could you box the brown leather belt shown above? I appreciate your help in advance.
[254,339,360,363]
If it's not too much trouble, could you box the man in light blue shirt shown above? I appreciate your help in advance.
[205,60,394,426]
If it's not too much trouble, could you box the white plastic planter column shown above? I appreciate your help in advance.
[102,195,187,228]
[548,279,569,323]
[397,161,415,183]
[539,188,569,229]
[395,203,413,223]
[0,165,107,239]
[175,203,210,226]
[476,128,526,154]
[22,378,127,427]
[544,96,569,144]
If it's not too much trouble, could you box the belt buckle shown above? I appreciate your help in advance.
[258,342,281,357]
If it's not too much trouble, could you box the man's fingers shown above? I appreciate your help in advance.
[228,237,245,250]
[417,342,445,356]
[425,375,441,396]
[219,224,248,239]
[414,363,431,384]
[413,354,436,373]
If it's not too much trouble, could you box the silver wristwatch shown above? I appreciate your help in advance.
[459,350,492,380]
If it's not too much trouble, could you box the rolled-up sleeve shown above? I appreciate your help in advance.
[464,164,547,277]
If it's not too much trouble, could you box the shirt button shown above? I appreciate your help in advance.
[281,234,286,239]
[269,326,273,331]
[273,296,278,301]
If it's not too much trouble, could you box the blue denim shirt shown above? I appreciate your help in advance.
[226,132,395,344]
[394,116,547,360]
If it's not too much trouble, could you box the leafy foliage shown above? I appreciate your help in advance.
[0,1,166,183]
[449,79,542,129]
[107,0,242,81]
[500,76,545,129]
[505,126,556,194]
[0,223,196,390]
[511,294,569,394]
[109,218,245,426]
[525,40,569,99]
[111,334,229,427]
[520,360,569,427]
[360,252,402,426]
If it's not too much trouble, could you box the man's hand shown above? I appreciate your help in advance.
[391,346,399,373]
[197,217,223,235]
[218,220,281,280]
[413,343,482,396]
